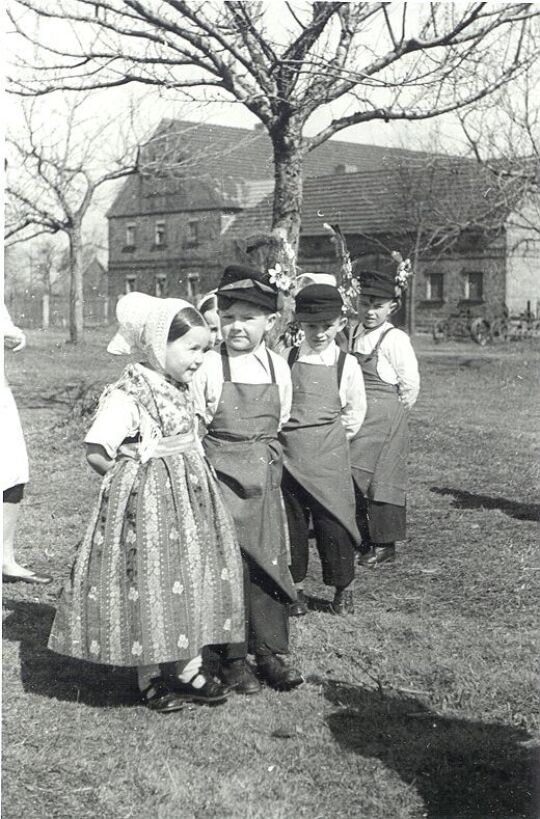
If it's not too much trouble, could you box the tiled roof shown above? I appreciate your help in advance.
[224,160,523,240]
[108,119,428,218]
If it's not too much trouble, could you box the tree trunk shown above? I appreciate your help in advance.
[68,224,84,343]
[271,125,304,251]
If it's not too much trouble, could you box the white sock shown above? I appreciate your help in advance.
[176,655,205,689]
[137,664,161,692]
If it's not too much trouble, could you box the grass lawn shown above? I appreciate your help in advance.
[2,327,539,819]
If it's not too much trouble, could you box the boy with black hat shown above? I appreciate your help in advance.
[280,284,366,615]
[191,264,303,694]
[348,267,420,567]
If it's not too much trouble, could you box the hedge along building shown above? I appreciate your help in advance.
[106,119,428,306]
[107,120,540,329]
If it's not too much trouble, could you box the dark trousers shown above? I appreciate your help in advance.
[354,486,406,546]
[282,469,355,588]
[214,553,290,661]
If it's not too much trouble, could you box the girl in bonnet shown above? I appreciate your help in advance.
[48,293,244,713]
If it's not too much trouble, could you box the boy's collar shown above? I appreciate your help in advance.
[223,340,267,358]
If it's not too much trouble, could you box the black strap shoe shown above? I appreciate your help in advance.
[140,678,186,713]
[168,672,229,705]
[256,654,303,691]
[221,659,261,695]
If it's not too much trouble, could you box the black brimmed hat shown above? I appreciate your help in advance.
[294,284,344,322]
[217,264,278,312]
[351,264,396,300]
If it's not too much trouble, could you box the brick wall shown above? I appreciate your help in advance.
[108,210,227,306]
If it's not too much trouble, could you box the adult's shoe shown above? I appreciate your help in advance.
[256,654,303,691]
[221,659,261,695]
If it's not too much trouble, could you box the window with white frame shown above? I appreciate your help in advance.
[464,271,484,301]
[155,274,167,298]
[154,221,167,246]
[187,273,200,300]
[125,274,137,293]
[426,273,444,302]
[125,223,136,247]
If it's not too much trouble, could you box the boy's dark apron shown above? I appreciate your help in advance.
[280,349,359,544]
[350,328,408,509]
[203,346,295,602]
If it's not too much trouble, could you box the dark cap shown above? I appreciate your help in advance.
[217,264,278,312]
[351,263,396,300]
[294,284,344,322]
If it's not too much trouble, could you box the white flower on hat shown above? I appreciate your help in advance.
[268,263,294,294]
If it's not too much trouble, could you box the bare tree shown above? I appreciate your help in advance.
[456,67,540,244]
[7,1,540,256]
[5,93,139,342]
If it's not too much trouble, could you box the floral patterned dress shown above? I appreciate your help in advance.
[48,364,245,667]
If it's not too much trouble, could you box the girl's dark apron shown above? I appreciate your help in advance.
[280,348,359,543]
[203,346,295,601]
[349,327,408,507]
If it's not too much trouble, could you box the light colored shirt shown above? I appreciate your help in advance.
[284,340,366,439]
[351,321,420,409]
[191,342,293,430]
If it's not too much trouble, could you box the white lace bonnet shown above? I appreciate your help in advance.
[107,292,196,372]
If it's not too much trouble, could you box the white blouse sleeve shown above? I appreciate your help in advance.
[84,390,140,459]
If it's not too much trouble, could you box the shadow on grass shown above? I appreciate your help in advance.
[325,680,539,819]
[431,487,540,523]
[2,598,139,707]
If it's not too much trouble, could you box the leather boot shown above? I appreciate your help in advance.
[221,659,261,695]
[332,587,355,615]
[256,654,303,691]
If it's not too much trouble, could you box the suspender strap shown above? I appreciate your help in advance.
[266,349,276,384]
[287,347,300,368]
[373,327,395,354]
[220,344,276,385]
[220,344,232,382]
[336,349,347,389]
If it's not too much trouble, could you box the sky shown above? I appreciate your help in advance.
[4,0,536,272]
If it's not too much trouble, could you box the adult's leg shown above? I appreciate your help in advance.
[3,486,34,578]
